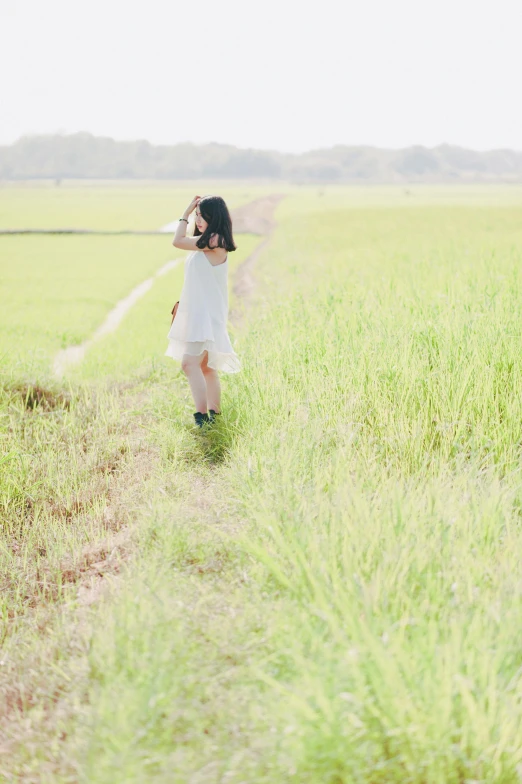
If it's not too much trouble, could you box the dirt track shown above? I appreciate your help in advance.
[230,193,284,236]
[229,194,285,326]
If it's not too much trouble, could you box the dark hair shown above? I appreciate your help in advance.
[194,195,236,252]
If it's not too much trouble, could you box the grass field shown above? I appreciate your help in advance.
[0,182,281,230]
[2,183,522,782]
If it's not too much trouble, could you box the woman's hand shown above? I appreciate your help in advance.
[183,195,200,219]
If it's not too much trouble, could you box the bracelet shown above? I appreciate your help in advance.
[179,217,189,223]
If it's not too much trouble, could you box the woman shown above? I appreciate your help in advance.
[165,194,240,428]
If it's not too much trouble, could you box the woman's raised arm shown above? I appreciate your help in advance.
[172,195,200,249]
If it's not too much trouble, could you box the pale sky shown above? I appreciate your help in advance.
[1,0,521,153]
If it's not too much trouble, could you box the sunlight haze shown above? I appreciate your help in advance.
[1,0,521,152]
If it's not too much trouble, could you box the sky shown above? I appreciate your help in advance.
[1,0,521,153]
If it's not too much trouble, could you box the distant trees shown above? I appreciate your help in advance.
[396,147,439,176]
[0,133,521,182]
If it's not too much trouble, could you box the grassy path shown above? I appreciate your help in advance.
[0,196,283,781]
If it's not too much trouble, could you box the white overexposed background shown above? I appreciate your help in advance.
[1,0,521,152]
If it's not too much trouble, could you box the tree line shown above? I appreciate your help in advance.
[1,133,522,182]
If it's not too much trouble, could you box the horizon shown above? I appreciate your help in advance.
[3,132,522,157]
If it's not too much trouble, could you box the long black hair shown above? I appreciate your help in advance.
[194,195,237,252]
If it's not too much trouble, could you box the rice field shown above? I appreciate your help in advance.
[2,182,522,782]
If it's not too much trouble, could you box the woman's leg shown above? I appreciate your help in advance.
[181,353,207,414]
[201,351,221,412]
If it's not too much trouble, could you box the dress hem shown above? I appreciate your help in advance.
[165,338,241,374]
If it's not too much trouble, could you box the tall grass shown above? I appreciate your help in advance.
[222,201,522,780]
[4,190,522,782]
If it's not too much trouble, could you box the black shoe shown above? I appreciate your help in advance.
[194,411,210,428]
[208,409,221,423]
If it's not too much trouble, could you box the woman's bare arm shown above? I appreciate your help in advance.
[172,195,200,249]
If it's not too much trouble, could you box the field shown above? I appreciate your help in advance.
[2,182,522,782]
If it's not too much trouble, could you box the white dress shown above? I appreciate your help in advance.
[165,249,241,373]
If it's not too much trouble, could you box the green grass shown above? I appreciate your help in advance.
[3,185,522,782]
[0,235,180,375]
[0,182,283,230]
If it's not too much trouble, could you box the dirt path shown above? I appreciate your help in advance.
[230,193,284,235]
[229,194,285,327]
[53,257,183,377]
[52,194,284,377]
